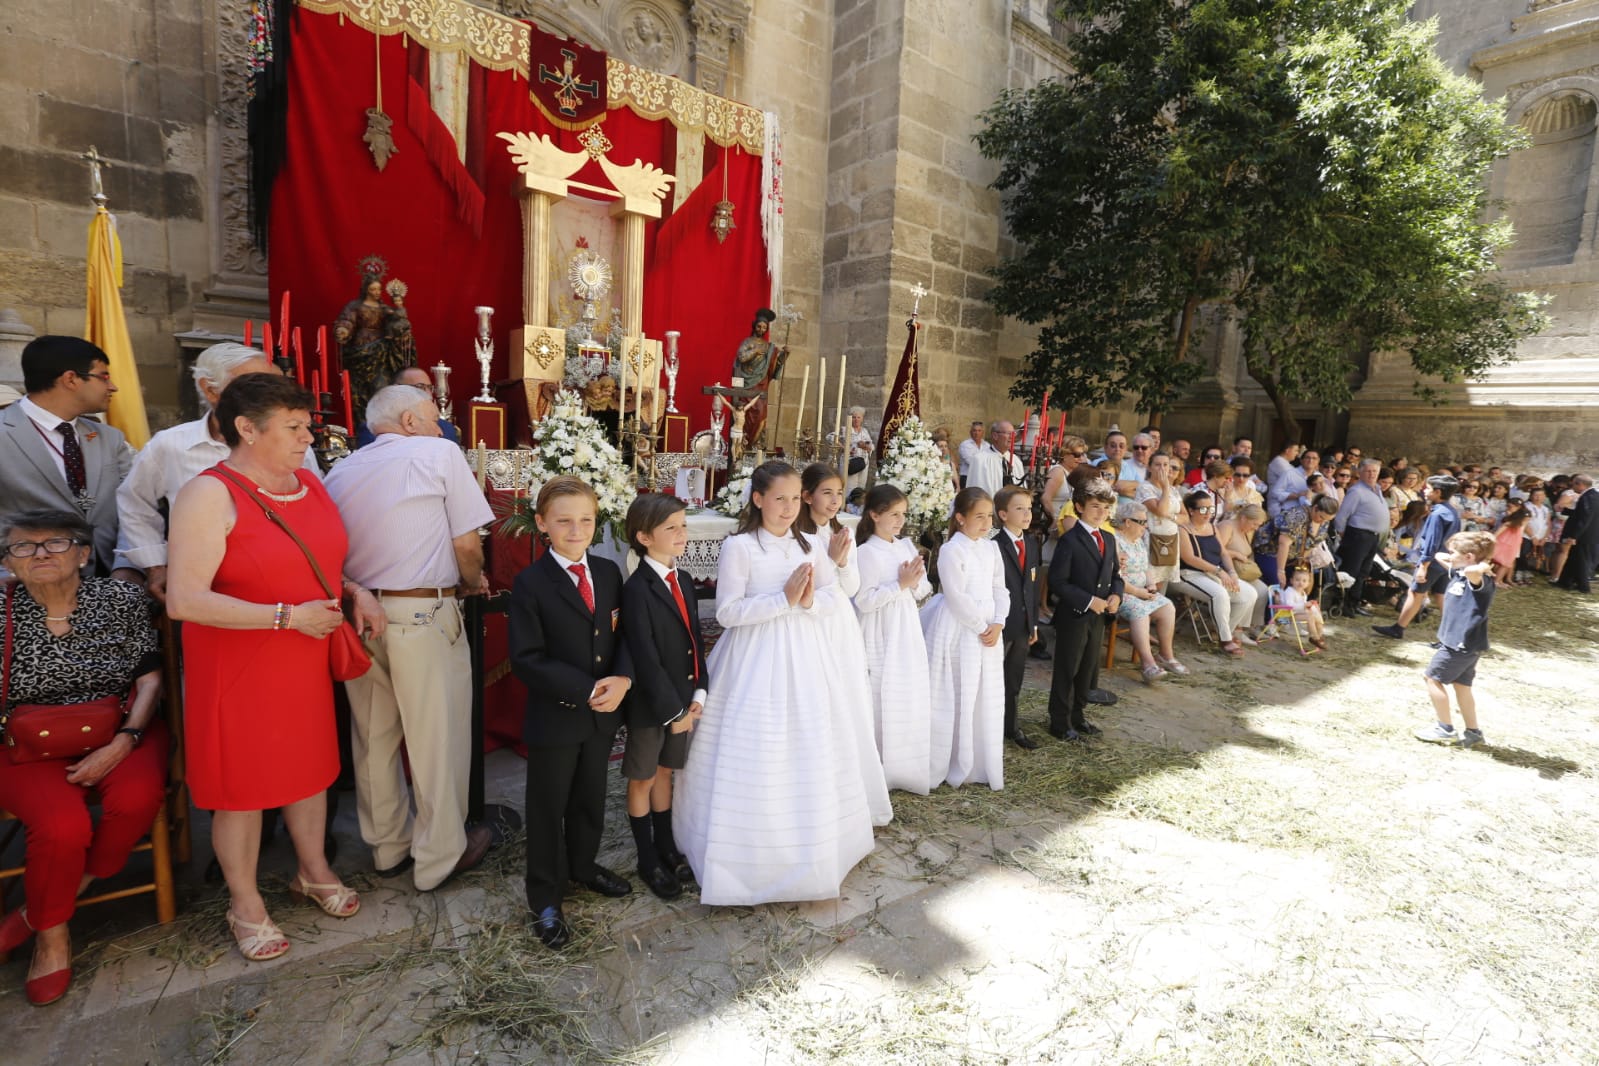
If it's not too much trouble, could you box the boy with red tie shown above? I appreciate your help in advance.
[509,477,634,949]
[1046,478,1123,741]
[620,495,708,901]
[993,486,1041,750]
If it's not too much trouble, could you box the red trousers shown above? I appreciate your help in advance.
[0,720,169,930]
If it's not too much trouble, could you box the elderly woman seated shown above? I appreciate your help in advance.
[0,510,167,1006]
[1110,501,1188,681]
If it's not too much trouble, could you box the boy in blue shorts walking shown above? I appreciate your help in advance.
[1414,531,1497,749]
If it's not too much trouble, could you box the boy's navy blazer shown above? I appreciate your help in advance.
[621,562,708,730]
[509,549,634,747]
[993,529,1040,635]
[1047,521,1124,616]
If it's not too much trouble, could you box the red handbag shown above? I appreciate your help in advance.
[211,466,373,682]
[1,583,126,763]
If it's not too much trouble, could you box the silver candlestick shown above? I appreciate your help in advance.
[430,361,453,422]
[472,305,495,403]
[664,329,681,413]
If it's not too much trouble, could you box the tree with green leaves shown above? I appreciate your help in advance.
[975,0,1545,437]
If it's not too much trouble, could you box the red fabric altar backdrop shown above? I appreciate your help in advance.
[269,8,769,449]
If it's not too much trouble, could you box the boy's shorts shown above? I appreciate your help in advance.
[622,722,689,781]
[1410,565,1451,595]
[1425,646,1480,687]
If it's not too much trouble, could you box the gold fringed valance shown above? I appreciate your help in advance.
[296,0,765,153]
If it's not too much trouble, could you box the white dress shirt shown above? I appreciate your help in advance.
[17,396,77,483]
[643,554,707,715]
[115,415,321,571]
[958,437,982,478]
[323,433,494,589]
[966,442,1024,496]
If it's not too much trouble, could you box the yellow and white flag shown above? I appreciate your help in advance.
[85,204,149,448]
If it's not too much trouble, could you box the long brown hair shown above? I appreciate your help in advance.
[856,483,907,545]
[796,462,846,536]
[734,459,809,551]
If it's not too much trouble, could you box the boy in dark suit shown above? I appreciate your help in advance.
[1046,478,1123,741]
[620,494,708,901]
[993,486,1041,750]
[509,477,634,949]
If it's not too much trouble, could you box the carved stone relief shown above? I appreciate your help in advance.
[214,0,267,281]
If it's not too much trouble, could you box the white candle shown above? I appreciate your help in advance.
[651,341,663,427]
[833,353,846,446]
[794,363,809,447]
[617,341,627,440]
[815,357,826,440]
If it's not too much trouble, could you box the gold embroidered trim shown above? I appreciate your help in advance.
[296,0,764,152]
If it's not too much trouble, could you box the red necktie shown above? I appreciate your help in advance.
[1091,529,1104,556]
[665,570,699,682]
[1015,538,1025,570]
[570,562,595,613]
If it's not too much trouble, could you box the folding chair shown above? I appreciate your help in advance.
[1261,585,1312,656]
[1165,579,1217,646]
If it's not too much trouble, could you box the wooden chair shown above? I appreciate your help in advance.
[1102,615,1138,670]
[0,612,189,931]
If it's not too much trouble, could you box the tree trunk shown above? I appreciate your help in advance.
[1254,370,1301,442]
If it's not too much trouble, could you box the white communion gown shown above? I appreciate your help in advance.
[919,532,1009,790]
[805,529,894,826]
[675,530,878,906]
[854,535,936,794]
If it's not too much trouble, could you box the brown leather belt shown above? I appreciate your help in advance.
[374,587,453,598]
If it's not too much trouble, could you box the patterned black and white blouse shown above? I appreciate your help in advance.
[3,578,160,707]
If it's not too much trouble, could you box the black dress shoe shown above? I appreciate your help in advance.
[1028,644,1052,660]
[1048,726,1082,742]
[1350,604,1373,617]
[375,855,415,878]
[532,905,571,950]
[1007,729,1040,750]
[1077,721,1102,736]
[638,863,683,901]
[657,846,695,885]
[575,866,632,898]
[1086,689,1118,706]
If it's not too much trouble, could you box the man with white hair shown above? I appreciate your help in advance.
[967,420,1025,495]
[114,342,316,601]
[323,385,497,889]
[355,365,459,447]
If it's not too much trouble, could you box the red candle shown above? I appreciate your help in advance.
[1039,390,1050,458]
[341,370,354,431]
[311,370,321,400]
[292,327,305,386]
[278,291,291,359]
[262,322,274,363]
[317,325,330,374]
[1057,412,1068,439]
[243,319,252,348]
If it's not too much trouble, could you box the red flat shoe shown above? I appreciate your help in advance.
[25,965,71,1006]
[0,909,34,955]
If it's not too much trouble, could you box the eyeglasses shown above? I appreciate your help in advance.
[1233,473,1251,480]
[1334,473,1352,480]
[3,537,86,559]
[1123,516,1148,525]
[79,371,112,384]
[1191,506,1215,514]
[1203,454,1222,462]
[1131,444,1151,451]
[1067,451,1087,459]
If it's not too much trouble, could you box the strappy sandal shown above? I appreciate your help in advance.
[1141,663,1167,683]
[1221,641,1245,658]
[289,875,361,918]
[1157,657,1190,676]
[227,909,289,962]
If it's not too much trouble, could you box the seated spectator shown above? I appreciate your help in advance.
[1218,503,1271,637]
[0,509,168,1006]
[1111,502,1186,681]
[1175,491,1259,657]
[1220,456,1264,519]
[1186,446,1224,486]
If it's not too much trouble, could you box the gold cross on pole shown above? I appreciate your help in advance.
[81,145,108,206]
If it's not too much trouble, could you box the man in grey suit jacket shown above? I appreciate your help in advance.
[0,335,134,576]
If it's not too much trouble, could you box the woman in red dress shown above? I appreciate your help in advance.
[168,373,385,961]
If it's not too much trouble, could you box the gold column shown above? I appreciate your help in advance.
[611,203,646,336]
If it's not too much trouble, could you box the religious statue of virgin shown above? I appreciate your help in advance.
[333,256,416,417]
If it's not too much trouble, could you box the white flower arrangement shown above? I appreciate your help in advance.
[712,466,754,518]
[874,415,956,535]
[516,389,635,543]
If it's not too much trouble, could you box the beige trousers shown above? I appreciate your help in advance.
[344,594,471,891]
